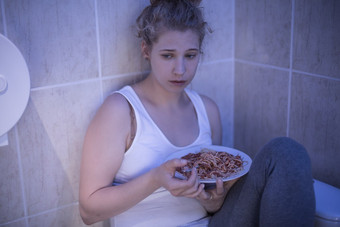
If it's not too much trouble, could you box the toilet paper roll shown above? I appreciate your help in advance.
[0,34,30,137]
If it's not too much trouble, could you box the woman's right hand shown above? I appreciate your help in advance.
[153,158,205,198]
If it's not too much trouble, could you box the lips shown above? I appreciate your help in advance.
[169,80,187,86]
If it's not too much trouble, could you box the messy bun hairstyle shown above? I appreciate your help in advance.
[150,0,202,6]
[136,0,209,48]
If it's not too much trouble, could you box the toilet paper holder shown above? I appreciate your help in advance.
[0,34,30,146]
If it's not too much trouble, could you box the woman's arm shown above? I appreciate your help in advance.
[79,94,161,224]
[79,93,204,224]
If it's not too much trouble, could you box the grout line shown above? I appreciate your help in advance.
[30,78,101,91]
[14,126,29,227]
[0,201,79,226]
[0,217,26,227]
[200,58,233,66]
[102,71,149,81]
[1,0,8,36]
[94,0,104,102]
[235,58,290,72]
[28,66,340,93]
[286,0,295,137]
[292,69,340,82]
[233,58,340,82]
[29,70,150,92]
[230,0,235,147]
[27,202,79,219]
[29,59,233,93]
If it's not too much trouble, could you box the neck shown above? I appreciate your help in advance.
[134,76,189,108]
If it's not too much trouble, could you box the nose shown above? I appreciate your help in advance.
[173,57,186,76]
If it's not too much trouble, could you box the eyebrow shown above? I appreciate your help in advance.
[159,48,199,52]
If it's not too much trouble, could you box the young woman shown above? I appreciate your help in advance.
[79,1,315,226]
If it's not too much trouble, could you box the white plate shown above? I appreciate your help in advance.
[165,145,252,183]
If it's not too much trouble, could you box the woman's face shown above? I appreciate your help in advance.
[144,29,201,93]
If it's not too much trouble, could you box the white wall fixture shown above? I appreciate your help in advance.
[0,34,30,146]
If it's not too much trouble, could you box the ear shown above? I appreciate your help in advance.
[141,41,150,60]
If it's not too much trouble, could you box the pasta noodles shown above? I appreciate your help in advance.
[177,148,244,180]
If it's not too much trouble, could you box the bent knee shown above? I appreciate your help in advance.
[263,137,308,158]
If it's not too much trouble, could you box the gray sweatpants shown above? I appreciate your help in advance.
[209,137,315,227]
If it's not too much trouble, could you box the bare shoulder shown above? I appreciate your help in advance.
[84,92,132,152]
[89,93,131,129]
[100,93,130,117]
[199,94,219,114]
[199,94,222,145]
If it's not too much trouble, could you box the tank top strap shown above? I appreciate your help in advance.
[113,86,143,112]
[114,86,211,137]
[184,88,211,135]
[113,85,212,149]
[113,85,151,121]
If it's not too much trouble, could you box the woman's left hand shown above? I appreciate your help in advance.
[196,177,239,213]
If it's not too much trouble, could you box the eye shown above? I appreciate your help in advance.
[161,54,173,59]
[187,54,196,59]
[186,53,197,59]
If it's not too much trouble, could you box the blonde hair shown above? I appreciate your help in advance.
[136,0,209,48]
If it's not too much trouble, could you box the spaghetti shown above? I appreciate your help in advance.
[177,148,244,180]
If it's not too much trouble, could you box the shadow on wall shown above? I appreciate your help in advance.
[233,0,340,189]
[5,81,104,225]
[15,93,84,225]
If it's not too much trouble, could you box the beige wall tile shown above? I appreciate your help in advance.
[0,219,27,227]
[102,73,147,99]
[0,130,25,224]
[235,0,292,68]
[191,61,233,147]
[16,82,102,215]
[290,73,340,188]
[201,0,233,62]
[234,62,288,158]
[4,0,98,88]
[293,0,340,79]
[28,204,109,227]
[97,0,149,77]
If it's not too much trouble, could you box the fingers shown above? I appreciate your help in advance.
[168,168,204,197]
[164,158,187,170]
[186,183,205,198]
[215,178,224,195]
[196,178,225,201]
[187,167,197,181]
[161,158,187,178]
[196,188,212,200]
[176,168,199,195]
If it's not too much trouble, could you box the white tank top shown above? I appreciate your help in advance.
[111,86,212,227]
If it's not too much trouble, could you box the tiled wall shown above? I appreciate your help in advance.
[234,0,340,188]
[0,0,233,226]
[1,0,339,226]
